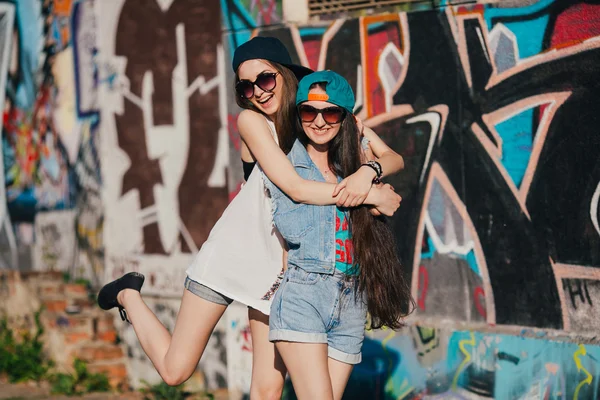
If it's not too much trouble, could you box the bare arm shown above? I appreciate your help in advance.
[362,125,404,176]
[333,122,405,207]
[238,110,392,208]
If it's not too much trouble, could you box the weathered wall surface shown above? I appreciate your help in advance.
[0,0,232,391]
[1,0,599,397]
[357,326,600,399]
[223,0,600,398]
[0,0,102,284]
[0,270,130,389]
[96,0,232,390]
[98,0,230,296]
[226,0,600,333]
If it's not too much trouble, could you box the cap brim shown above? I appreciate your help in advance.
[282,63,314,80]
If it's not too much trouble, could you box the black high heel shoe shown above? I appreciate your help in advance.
[97,272,145,323]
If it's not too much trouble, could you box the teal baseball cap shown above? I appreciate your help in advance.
[296,70,355,113]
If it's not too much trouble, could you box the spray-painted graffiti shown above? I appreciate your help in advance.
[99,0,229,294]
[226,303,254,396]
[0,0,102,278]
[238,0,600,334]
[221,0,282,34]
[70,0,103,286]
[348,326,600,400]
[220,0,600,396]
[0,1,16,270]
[33,209,77,272]
[3,0,72,223]
[280,324,600,399]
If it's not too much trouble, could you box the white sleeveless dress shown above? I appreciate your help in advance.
[186,118,284,315]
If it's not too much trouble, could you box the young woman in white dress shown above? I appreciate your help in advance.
[97,36,404,399]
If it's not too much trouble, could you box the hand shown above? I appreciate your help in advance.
[369,182,388,216]
[371,184,402,216]
[369,207,382,216]
[332,166,377,207]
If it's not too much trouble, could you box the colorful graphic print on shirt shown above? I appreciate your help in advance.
[335,208,356,275]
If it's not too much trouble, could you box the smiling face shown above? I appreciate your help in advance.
[299,85,345,148]
[236,59,284,116]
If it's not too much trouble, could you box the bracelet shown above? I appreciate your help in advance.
[361,161,382,183]
[369,160,382,178]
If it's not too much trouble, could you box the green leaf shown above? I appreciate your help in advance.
[73,358,88,379]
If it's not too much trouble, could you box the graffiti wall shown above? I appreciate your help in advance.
[0,0,596,396]
[223,0,600,397]
[233,0,600,334]
[0,0,102,283]
[97,0,233,389]
[346,326,600,399]
[98,0,229,295]
[226,302,254,396]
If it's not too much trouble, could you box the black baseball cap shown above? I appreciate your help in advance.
[232,36,313,80]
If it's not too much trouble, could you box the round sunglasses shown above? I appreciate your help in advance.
[236,72,279,100]
[298,104,346,124]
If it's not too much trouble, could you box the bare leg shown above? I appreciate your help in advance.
[248,308,287,400]
[118,288,226,385]
[275,342,333,400]
[327,357,354,400]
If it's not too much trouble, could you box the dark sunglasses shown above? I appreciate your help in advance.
[298,104,346,124]
[236,72,279,100]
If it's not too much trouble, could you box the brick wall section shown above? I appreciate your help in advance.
[0,271,129,390]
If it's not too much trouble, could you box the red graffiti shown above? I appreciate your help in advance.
[227,114,242,151]
[364,17,402,116]
[474,286,486,319]
[255,0,277,25]
[241,326,252,352]
[549,3,600,49]
[456,4,484,15]
[302,38,322,71]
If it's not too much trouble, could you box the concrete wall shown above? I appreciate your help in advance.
[0,0,233,392]
[223,0,600,398]
[223,0,600,334]
[0,0,102,282]
[1,0,600,398]
[96,0,234,391]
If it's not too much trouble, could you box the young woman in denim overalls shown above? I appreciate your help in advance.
[264,71,413,400]
[97,37,404,397]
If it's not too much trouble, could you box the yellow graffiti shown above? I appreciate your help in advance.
[396,378,414,400]
[382,327,398,394]
[452,332,476,389]
[573,344,593,400]
[382,327,397,369]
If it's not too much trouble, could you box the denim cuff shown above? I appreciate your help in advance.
[328,346,362,365]
[269,329,327,344]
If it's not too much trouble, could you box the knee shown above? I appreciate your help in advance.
[162,375,185,387]
[161,370,192,387]
[250,381,284,400]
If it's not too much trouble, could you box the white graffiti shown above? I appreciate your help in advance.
[591,180,600,237]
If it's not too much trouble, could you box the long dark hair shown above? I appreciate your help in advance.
[295,91,414,329]
[235,61,298,154]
